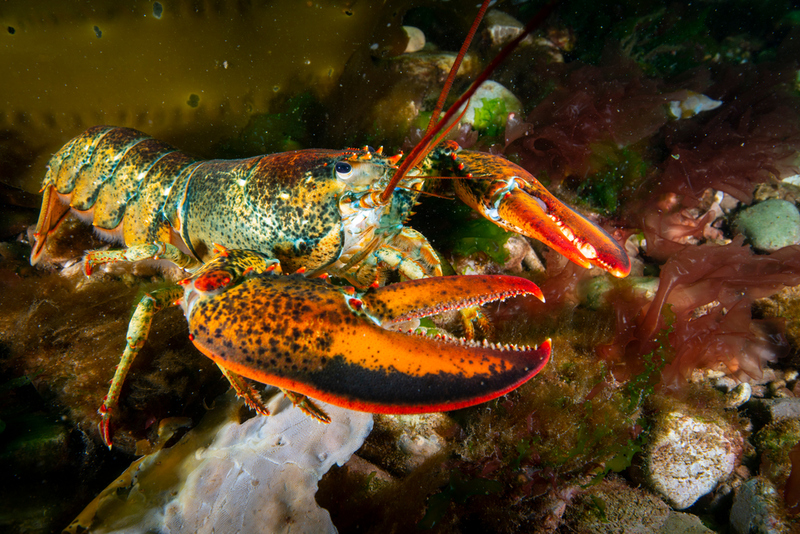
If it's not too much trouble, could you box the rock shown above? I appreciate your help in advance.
[402,26,425,54]
[661,511,715,533]
[360,412,455,475]
[644,411,742,509]
[730,477,791,534]
[483,10,531,48]
[747,398,800,426]
[563,477,713,533]
[754,419,800,483]
[726,383,753,409]
[579,276,659,310]
[453,80,522,137]
[65,390,373,534]
[733,199,800,252]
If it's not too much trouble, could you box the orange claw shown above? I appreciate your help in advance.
[450,150,631,278]
[181,251,551,415]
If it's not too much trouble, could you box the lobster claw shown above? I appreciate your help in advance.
[182,250,551,415]
[448,149,631,278]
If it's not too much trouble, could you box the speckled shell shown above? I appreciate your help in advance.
[170,150,364,271]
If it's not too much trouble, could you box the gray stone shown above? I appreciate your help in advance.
[730,477,791,534]
[661,511,714,533]
[564,478,714,533]
[565,478,670,533]
[748,397,800,425]
[644,411,742,509]
[733,199,800,252]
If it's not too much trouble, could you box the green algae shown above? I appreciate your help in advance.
[449,218,514,265]
[472,98,510,139]
[574,145,649,215]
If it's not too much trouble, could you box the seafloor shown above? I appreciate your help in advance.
[2,1,800,533]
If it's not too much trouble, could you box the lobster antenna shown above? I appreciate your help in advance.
[379,0,561,204]
[424,0,492,136]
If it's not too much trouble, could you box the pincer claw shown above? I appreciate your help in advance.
[182,250,551,416]
[494,180,631,277]
[450,150,631,278]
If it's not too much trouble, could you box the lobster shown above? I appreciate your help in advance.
[29,1,630,446]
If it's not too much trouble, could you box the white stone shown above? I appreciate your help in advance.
[667,91,723,119]
[67,390,373,534]
[402,26,425,54]
[645,411,741,510]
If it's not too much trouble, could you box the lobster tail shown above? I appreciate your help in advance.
[31,127,197,265]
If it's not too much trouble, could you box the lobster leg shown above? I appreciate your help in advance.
[374,227,444,281]
[215,364,272,417]
[84,242,200,275]
[99,285,185,448]
[218,363,331,424]
[281,389,331,424]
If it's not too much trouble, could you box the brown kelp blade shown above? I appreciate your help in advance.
[186,273,550,414]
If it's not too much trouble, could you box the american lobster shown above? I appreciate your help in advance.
[29,1,630,446]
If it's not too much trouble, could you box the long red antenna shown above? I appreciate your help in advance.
[379,0,560,204]
[424,0,492,136]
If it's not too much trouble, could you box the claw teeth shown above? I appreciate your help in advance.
[405,325,534,353]
[577,241,598,260]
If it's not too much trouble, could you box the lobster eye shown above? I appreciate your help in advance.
[335,161,353,179]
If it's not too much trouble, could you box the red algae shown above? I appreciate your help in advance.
[785,441,800,514]
[602,238,800,387]
[505,58,677,188]
[657,66,800,207]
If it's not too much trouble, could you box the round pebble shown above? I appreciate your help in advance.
[733,199,800,252]
[726,383,752,408]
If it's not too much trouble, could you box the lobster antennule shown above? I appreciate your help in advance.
[185,266,550,416]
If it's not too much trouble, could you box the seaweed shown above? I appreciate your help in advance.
[418,470,503,529]
[472,97,510,139]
